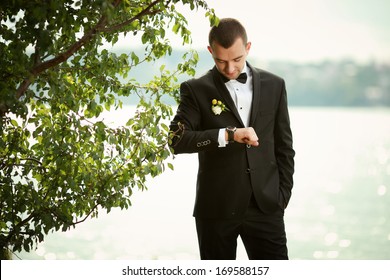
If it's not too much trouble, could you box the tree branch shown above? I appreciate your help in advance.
[15,16,108,100]
[20,157,43,166]
[7,0,170,116]
[72,204,100,226]
[14,0,125,100]
[99,0,164,33]
[4,213,36,246]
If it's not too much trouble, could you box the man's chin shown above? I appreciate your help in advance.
[225,74,238,80]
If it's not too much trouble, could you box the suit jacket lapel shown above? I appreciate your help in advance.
[248,63,261,126]
[212,67,245,127]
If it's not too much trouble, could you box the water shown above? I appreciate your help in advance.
[18,107,390,260]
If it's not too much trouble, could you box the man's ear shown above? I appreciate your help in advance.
[246,42,252,53]
[207,46,213,54]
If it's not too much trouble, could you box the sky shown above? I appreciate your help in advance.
[173,0,390,63]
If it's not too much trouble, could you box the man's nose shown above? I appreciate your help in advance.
[225,63,235,74]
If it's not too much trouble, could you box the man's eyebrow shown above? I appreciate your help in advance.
[233,55,244,60]
[214,55,244,62]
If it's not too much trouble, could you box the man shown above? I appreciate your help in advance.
[169,18,295,260]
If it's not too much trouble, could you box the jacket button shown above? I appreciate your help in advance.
[246,144,251,148]
[246,168,251,173]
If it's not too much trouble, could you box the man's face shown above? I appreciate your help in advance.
[208,37,251,80]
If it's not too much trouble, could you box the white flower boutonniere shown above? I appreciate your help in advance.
[211,99,229,115]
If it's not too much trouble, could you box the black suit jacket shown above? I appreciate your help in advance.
[169,63,295,219]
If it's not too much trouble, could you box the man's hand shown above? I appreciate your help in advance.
[226,127,259,146]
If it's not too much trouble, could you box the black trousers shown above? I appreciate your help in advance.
[195,196,288,260]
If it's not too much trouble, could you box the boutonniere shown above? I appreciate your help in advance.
[211,99,230,115]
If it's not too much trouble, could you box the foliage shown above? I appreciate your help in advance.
[0,0,218,257]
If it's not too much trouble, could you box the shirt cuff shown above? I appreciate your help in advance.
[218,128,227,147]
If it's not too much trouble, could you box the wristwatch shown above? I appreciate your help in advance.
[226,126,237,144]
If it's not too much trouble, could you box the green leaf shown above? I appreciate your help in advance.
[172,23,180,34]
[10,119,18,126]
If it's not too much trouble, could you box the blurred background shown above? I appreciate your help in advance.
[19,0,390,260]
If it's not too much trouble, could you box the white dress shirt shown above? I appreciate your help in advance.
[218,64,253,147]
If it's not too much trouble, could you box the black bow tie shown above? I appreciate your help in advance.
[236,72,248,84]
[220,72,247,84]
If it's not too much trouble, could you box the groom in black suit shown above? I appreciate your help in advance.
[169,18,295,260]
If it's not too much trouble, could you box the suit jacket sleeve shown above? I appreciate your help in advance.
[169,81,220,154]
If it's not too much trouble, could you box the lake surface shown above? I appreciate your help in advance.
[18,107,390,260]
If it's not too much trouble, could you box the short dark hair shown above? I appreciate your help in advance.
[208,18,248,48]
